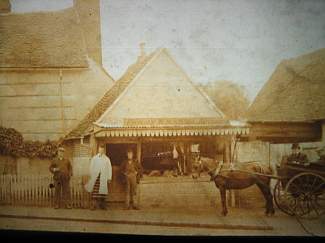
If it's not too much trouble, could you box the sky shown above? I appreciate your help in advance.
[10,0,325,101]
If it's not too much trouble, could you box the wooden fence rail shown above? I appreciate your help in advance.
[0,175,91,208]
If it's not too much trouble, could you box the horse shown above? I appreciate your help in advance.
[192,157,275,216]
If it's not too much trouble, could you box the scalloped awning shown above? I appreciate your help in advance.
[94,127,249,138]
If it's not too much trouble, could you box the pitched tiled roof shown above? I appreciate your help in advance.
[95,48,226,127]
[65,50,158,139]
[0,8,88,68]
[248,48,325,122]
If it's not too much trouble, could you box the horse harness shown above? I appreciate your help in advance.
[210,161,273,181]
[210,160,227,180]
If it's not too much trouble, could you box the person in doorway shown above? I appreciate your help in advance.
[192,153,203,178]
[49,147,72,209]
[172,144,179,176]
[85,144,112,210]
[179,143,187,175]
[120,148,142,210]
[287,143,309,165]
[176,144,184,175]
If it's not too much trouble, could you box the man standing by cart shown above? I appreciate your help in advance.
[287,143,309,165]
[120,148,142,210]
[49,147,73,209]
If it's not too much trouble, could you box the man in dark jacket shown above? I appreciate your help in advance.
[120,148,142,210]
[49,147,73,209]
[287,143,308,165]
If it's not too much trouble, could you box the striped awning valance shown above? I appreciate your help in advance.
[94,127,249,138]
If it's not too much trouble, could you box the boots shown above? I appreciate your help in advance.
[99,198,107,210]
[90,199,97,210]
[131,201,140,210]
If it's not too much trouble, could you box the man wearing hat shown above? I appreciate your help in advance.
[316,147,325,164]
[287,143,308,165]
[49,146,73,209]
[120,148,142,210]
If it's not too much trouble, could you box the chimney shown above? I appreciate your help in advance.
[138,42,146,62]
[74,0,102,65]
[0,0,11,13]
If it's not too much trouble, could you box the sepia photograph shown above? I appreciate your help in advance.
[0,0,324,237]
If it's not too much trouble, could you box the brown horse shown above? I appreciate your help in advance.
[193,157,275,216]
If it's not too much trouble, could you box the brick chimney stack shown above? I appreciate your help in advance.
[0,0,11,13]
[74,0,102,65]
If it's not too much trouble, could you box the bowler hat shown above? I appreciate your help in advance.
[58,147,65,152]
[291,143,300,150]
[127,148,134,153]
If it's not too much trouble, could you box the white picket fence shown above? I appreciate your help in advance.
[0,175,91,208]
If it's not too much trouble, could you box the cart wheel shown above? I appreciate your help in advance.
[273,180,295,216]
[285,172,325,219]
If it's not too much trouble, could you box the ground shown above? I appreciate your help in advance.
[0,204,324,236]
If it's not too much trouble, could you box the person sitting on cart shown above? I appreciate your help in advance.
[316,147,325,164]
[287,143,309,166]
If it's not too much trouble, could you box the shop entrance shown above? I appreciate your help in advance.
[105,143,137,202]
[106,143,137,166]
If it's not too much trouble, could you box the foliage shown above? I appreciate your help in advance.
[0,126,58,159]
[199,80,250,119]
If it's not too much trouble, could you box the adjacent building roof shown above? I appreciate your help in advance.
[0,2,115,141]
[0,7,88,68]
[248,48,325,122]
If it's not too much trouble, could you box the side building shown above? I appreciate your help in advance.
[241,48,325,167]
[0,0,114,174]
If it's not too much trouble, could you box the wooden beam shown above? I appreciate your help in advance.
[137,139,142,164]
[247,122,321,142]
[89,133,98,157]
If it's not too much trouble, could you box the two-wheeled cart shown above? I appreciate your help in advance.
[273,161,325,219]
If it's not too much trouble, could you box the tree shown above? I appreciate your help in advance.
[199,80,250,120]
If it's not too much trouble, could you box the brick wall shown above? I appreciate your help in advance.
[237,185,267,209]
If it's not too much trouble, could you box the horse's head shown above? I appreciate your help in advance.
[203,157,219,169]
[207,169,215,180]
[192,156,219,176]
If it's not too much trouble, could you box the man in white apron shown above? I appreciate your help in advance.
[85,144,112,210]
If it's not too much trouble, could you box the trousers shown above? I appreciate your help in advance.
[54,175,71,207]
[125,174,137,206]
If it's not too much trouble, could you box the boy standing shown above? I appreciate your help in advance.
[120,148,142,210]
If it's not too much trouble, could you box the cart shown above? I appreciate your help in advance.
[273,160,325,219]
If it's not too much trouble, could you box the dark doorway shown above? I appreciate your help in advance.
[106,143,137,166]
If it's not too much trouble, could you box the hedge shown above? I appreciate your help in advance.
[0,126,59,159]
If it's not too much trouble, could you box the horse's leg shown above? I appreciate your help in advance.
[219,187,228,216]
[256,182,270,215]
[263,179,275,215]
[256,181,274,216]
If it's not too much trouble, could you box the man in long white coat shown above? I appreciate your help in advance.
[85,144,112,210]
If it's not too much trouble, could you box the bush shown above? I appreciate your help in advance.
[0,126,59,159]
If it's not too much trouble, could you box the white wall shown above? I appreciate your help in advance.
[71,140,92,176]
[237,141,270,165]
[237,139,324,171]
